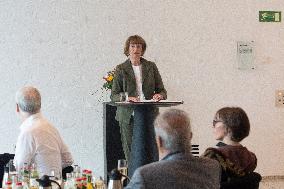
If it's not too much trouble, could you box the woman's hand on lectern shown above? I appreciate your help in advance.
[152,94,163,102]
[128,96,140,102]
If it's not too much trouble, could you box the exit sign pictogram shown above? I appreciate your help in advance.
[259,11,281,22]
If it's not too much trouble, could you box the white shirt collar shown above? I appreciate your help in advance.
[20,112,42,131]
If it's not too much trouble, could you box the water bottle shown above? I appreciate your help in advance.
[30,164,39,189]
[2,166,10,189]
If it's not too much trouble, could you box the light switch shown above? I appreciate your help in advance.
[275,90,284,107]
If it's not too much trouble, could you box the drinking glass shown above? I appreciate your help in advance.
[50,169,62,180]
[50,170,55,177]
[8,159,17,175]
[119,92,128,102]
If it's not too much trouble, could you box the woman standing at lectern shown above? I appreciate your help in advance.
[111,35,167,162]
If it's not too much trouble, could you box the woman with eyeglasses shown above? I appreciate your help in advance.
[202,107,257,182]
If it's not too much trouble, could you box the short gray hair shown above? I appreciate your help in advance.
[16,86,41,114]
[154,109,192,153]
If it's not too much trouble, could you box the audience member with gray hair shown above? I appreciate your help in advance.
[125,108,221,189]
[15,86,41,116]
[14,86,73,178]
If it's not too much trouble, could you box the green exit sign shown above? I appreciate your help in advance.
[259,11,281,22]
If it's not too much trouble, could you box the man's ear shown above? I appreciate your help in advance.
[156,136,163,148]
[189,132,193,140]
[16,104,20,113]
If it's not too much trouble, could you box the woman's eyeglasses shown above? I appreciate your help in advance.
[212,120,223,127]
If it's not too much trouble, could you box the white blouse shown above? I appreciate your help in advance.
[132,64,145,100]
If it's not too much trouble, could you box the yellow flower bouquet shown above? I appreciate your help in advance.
[103,70,115,90]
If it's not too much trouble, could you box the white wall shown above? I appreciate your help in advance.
[0,0,283,178]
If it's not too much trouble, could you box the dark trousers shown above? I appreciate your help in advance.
[128,105,159,177]
[119,117,134,162]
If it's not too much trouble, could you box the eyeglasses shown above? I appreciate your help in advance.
[212,120,223,127]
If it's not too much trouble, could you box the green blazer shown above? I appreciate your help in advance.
[111,58,167,124]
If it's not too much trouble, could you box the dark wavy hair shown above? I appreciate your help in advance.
[215,107,250,142]
[124,35,147,56]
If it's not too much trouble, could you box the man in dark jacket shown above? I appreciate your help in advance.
[125,109,221,189]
